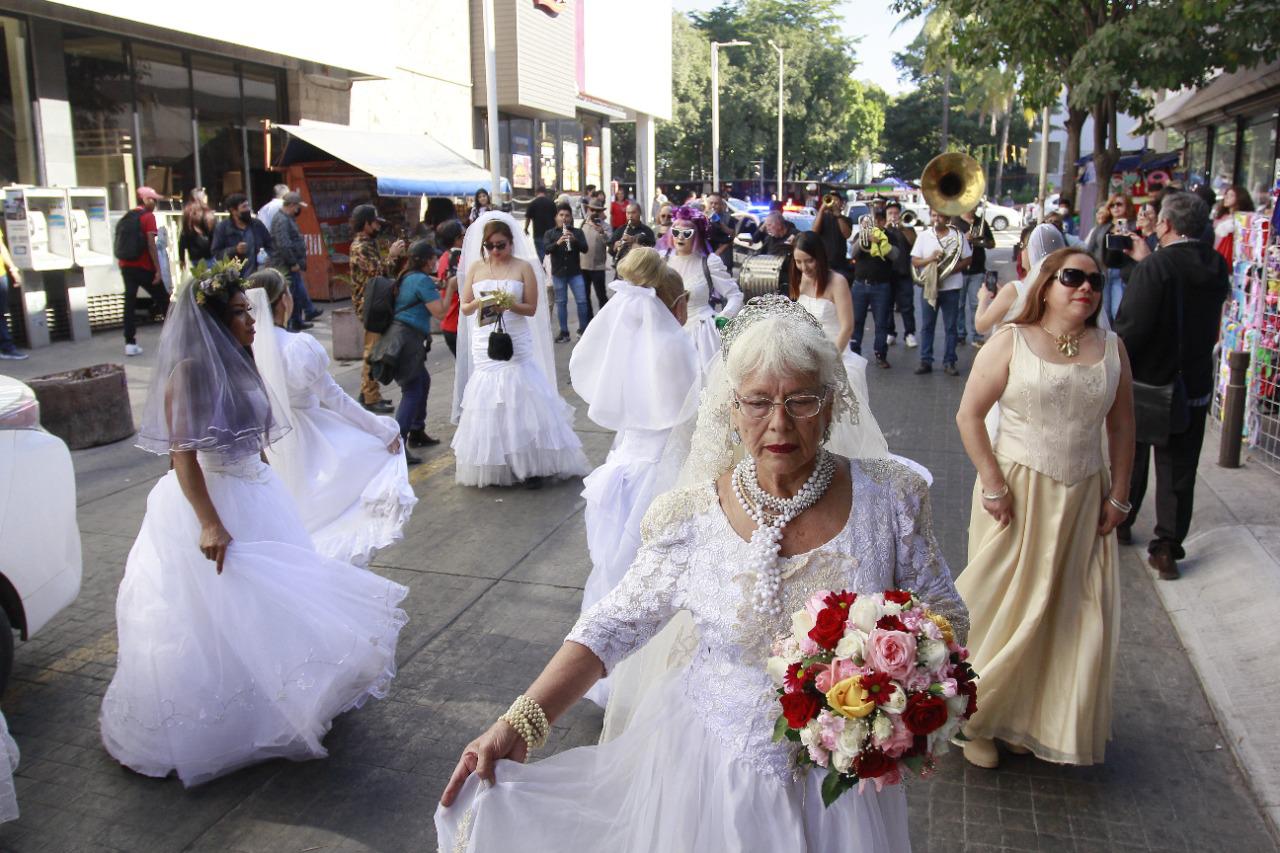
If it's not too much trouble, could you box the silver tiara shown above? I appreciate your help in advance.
[720,294,825,362]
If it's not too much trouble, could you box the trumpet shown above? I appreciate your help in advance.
[858,214,875,250]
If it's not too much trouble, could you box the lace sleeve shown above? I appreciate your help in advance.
[566,509,695,675]
[291,335,400,443]
[890,466,969,644]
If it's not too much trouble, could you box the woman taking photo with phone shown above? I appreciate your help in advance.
[954,247,1134,770]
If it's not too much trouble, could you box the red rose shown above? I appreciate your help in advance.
[824,590,857,610]
[808,606,848,650]
[960,681,978,718]
[853,747,893,779]
[902,693,949,735]
[884,589,912,605]
[861,670,897,704]
[876,614,907,632]
[780,690,822,728]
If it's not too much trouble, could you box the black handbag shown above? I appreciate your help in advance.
[1131,278,1191,446]
[487,312,513,361]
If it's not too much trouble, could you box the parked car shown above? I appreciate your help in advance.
[0,375,82,695]
[978,200,1021,231]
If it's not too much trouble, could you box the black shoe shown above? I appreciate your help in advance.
[305,308,324,320]
[943,363,960,377]
[1116,526,1132,545]
[407,429,440,448]
[404,450,423,466]
[876,356,891,369]
[554,332,571,343]
[914,363,932,375]
[523,476,544,490]
[364,399,394,414]
[1148,549,1180,580]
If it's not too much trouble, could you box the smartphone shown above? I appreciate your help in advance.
[983,270,999,294]
[1105,233,1133,251]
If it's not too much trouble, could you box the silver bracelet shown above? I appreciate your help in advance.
[1107,496,1133,514]
[981,483,1009,501]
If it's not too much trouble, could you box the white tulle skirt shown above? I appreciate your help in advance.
[0,711,17,824]
[685,306,724,375]
[272,405,416,566]
[99,458,408,788]
[436,675,910,852]
[453,347,590,487]
[579,428,670,707]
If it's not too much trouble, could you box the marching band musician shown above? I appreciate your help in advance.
[848,206,906,369]
[911,209,972,376]
[953,208,996,348]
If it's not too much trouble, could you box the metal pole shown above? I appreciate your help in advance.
[711,43,720,194]
[771,41,784,201]
[1036,106,1050,218]
[1219,350,1251,468]
[482,0,501,202]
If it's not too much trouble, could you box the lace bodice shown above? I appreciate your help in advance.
[797,294,841,346]
[567,458,967,781]
[995,327,1120,485]
[666,253,742,319]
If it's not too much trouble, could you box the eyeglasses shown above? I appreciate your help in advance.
[483,241,510,251]
[671,227,696,239]
[1109,202,1127,209]
[732,391,827,419]
[1054,268,1104,289]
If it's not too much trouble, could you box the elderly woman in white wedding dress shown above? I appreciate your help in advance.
[245,269,415,566]
[99,265,407,788]
[657,205,743,373]
[436,294,966,852]
[451,214,590,488]
[569,247,699,708]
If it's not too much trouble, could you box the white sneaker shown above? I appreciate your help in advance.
[905,334,918,348]
[886,334,897,346]
[125,343,143,357]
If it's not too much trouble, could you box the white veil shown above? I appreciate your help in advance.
[246,288,303,485]
[451,211,557,424]
[599,294,892,740]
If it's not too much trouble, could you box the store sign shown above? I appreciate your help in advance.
[534,0,566,15]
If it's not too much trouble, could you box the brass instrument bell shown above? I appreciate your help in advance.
[919,153,986,218]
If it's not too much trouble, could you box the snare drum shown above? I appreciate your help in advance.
[738,254,789,299]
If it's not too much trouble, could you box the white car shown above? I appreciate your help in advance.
[0,375,82,694]
[978,201,1021,231]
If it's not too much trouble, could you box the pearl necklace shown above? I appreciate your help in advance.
[731,449,837,616]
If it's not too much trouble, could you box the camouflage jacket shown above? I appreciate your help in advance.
[349,234,398,317]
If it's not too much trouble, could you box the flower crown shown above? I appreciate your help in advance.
[188,257,246,306]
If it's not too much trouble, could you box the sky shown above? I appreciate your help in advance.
[671,0,924,96]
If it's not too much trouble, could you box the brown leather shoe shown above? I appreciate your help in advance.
[1148,550,1180,580]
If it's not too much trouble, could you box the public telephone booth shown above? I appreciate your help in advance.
[3,186,80,348]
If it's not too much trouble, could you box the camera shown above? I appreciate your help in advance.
[1104,233,1132,251]
[447,247,462,277]
[984,270,999,294]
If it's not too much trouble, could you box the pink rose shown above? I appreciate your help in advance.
[815,658,860,693]
[806,740,830,767]
[867,629,917,682]
[810,663,833,693]
[817,710,846,751]
[805,591,828,622]
[937,677,958,698]
[876,715,916,758]
[900,610,923,631]
[903,667,933,693]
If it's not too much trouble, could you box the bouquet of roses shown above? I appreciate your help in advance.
[768,588,977,806]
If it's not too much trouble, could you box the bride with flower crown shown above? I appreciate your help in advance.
[436,294,966,852]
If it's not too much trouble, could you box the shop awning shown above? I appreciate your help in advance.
[276,123,510,197]
[1074,149,1180,173]
[1151,60,1280,129]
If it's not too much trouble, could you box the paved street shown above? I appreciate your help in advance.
[1,246,1276,852]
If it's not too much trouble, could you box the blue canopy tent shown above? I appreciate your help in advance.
[276,122,510,197]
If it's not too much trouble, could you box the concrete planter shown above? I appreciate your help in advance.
[28,363,135,449]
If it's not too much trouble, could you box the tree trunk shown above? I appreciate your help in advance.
[994,107,1012,198]
[1091,99,1120,208]
[940,63,952,152]
[1061,98,1088,208]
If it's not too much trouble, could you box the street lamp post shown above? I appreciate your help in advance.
[711,39,750,194]
[768,40,784,202]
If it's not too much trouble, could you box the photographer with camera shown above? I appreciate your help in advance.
[1084,194,1138,326]
[581,196,610,313]
[434,220,466,356]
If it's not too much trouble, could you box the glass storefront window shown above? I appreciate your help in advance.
[133,44,192,199]
[1211,123,1238,195]
[64,27,133,200]
[241,65,283,206]
[1240,111,1277,210]
[1184,127,1208,188]
[538,121,558,193]
[192,54,243,206]
[560,121,581,193]
[0,18,35,185]
[582,116,602,192]
[510,118,534,193]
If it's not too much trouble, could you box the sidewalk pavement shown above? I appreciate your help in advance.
[1124,441,1280,838]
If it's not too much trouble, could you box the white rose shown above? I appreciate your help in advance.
[766,656,790,687]
[882,683,907,714]
[831,749,854,774]
[834,631,865,662]
[799,720,822,748]
[791,609,815,638]
[946,693,969,719]
[871,712,893,744]
[838,718,869,754]
[883,600,903,617]
[918,638,948,671]
[933,716,962,751]
[850,597,883,634]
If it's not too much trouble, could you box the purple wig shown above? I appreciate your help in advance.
[656,205,711,255]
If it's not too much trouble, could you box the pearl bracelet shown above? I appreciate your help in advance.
[1107,496,1133,514]
[500,694,550,751]
[981,483,1010,501]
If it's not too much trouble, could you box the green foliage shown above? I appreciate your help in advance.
[820,767,856,807]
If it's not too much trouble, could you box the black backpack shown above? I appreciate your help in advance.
[113,209,147,261]
[361,275,399,334]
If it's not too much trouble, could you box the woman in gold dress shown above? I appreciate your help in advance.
[954,247,1135,768]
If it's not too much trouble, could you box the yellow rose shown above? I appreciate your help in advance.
[826,676,875,719]
[928,612,955,645]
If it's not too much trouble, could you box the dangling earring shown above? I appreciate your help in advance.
[731,429,741,445]
[822,423,832,444]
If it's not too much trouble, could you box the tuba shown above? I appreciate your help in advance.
[913,153,985,288]
[858,214,875,250]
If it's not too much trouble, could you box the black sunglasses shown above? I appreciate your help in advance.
[1054,268,1104,289]
[483,240,510,251]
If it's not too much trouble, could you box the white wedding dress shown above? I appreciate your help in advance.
[99,451,409,787]
[666,252,743,373]
[257,324,415,565]
[437,459,967,852]
[452,279,590,487]
[569,281,700,707]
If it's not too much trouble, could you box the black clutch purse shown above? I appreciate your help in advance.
[487,313,513,361]
[1132,376,1189,447]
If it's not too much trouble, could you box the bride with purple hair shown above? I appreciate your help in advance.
[657,205,743,373]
